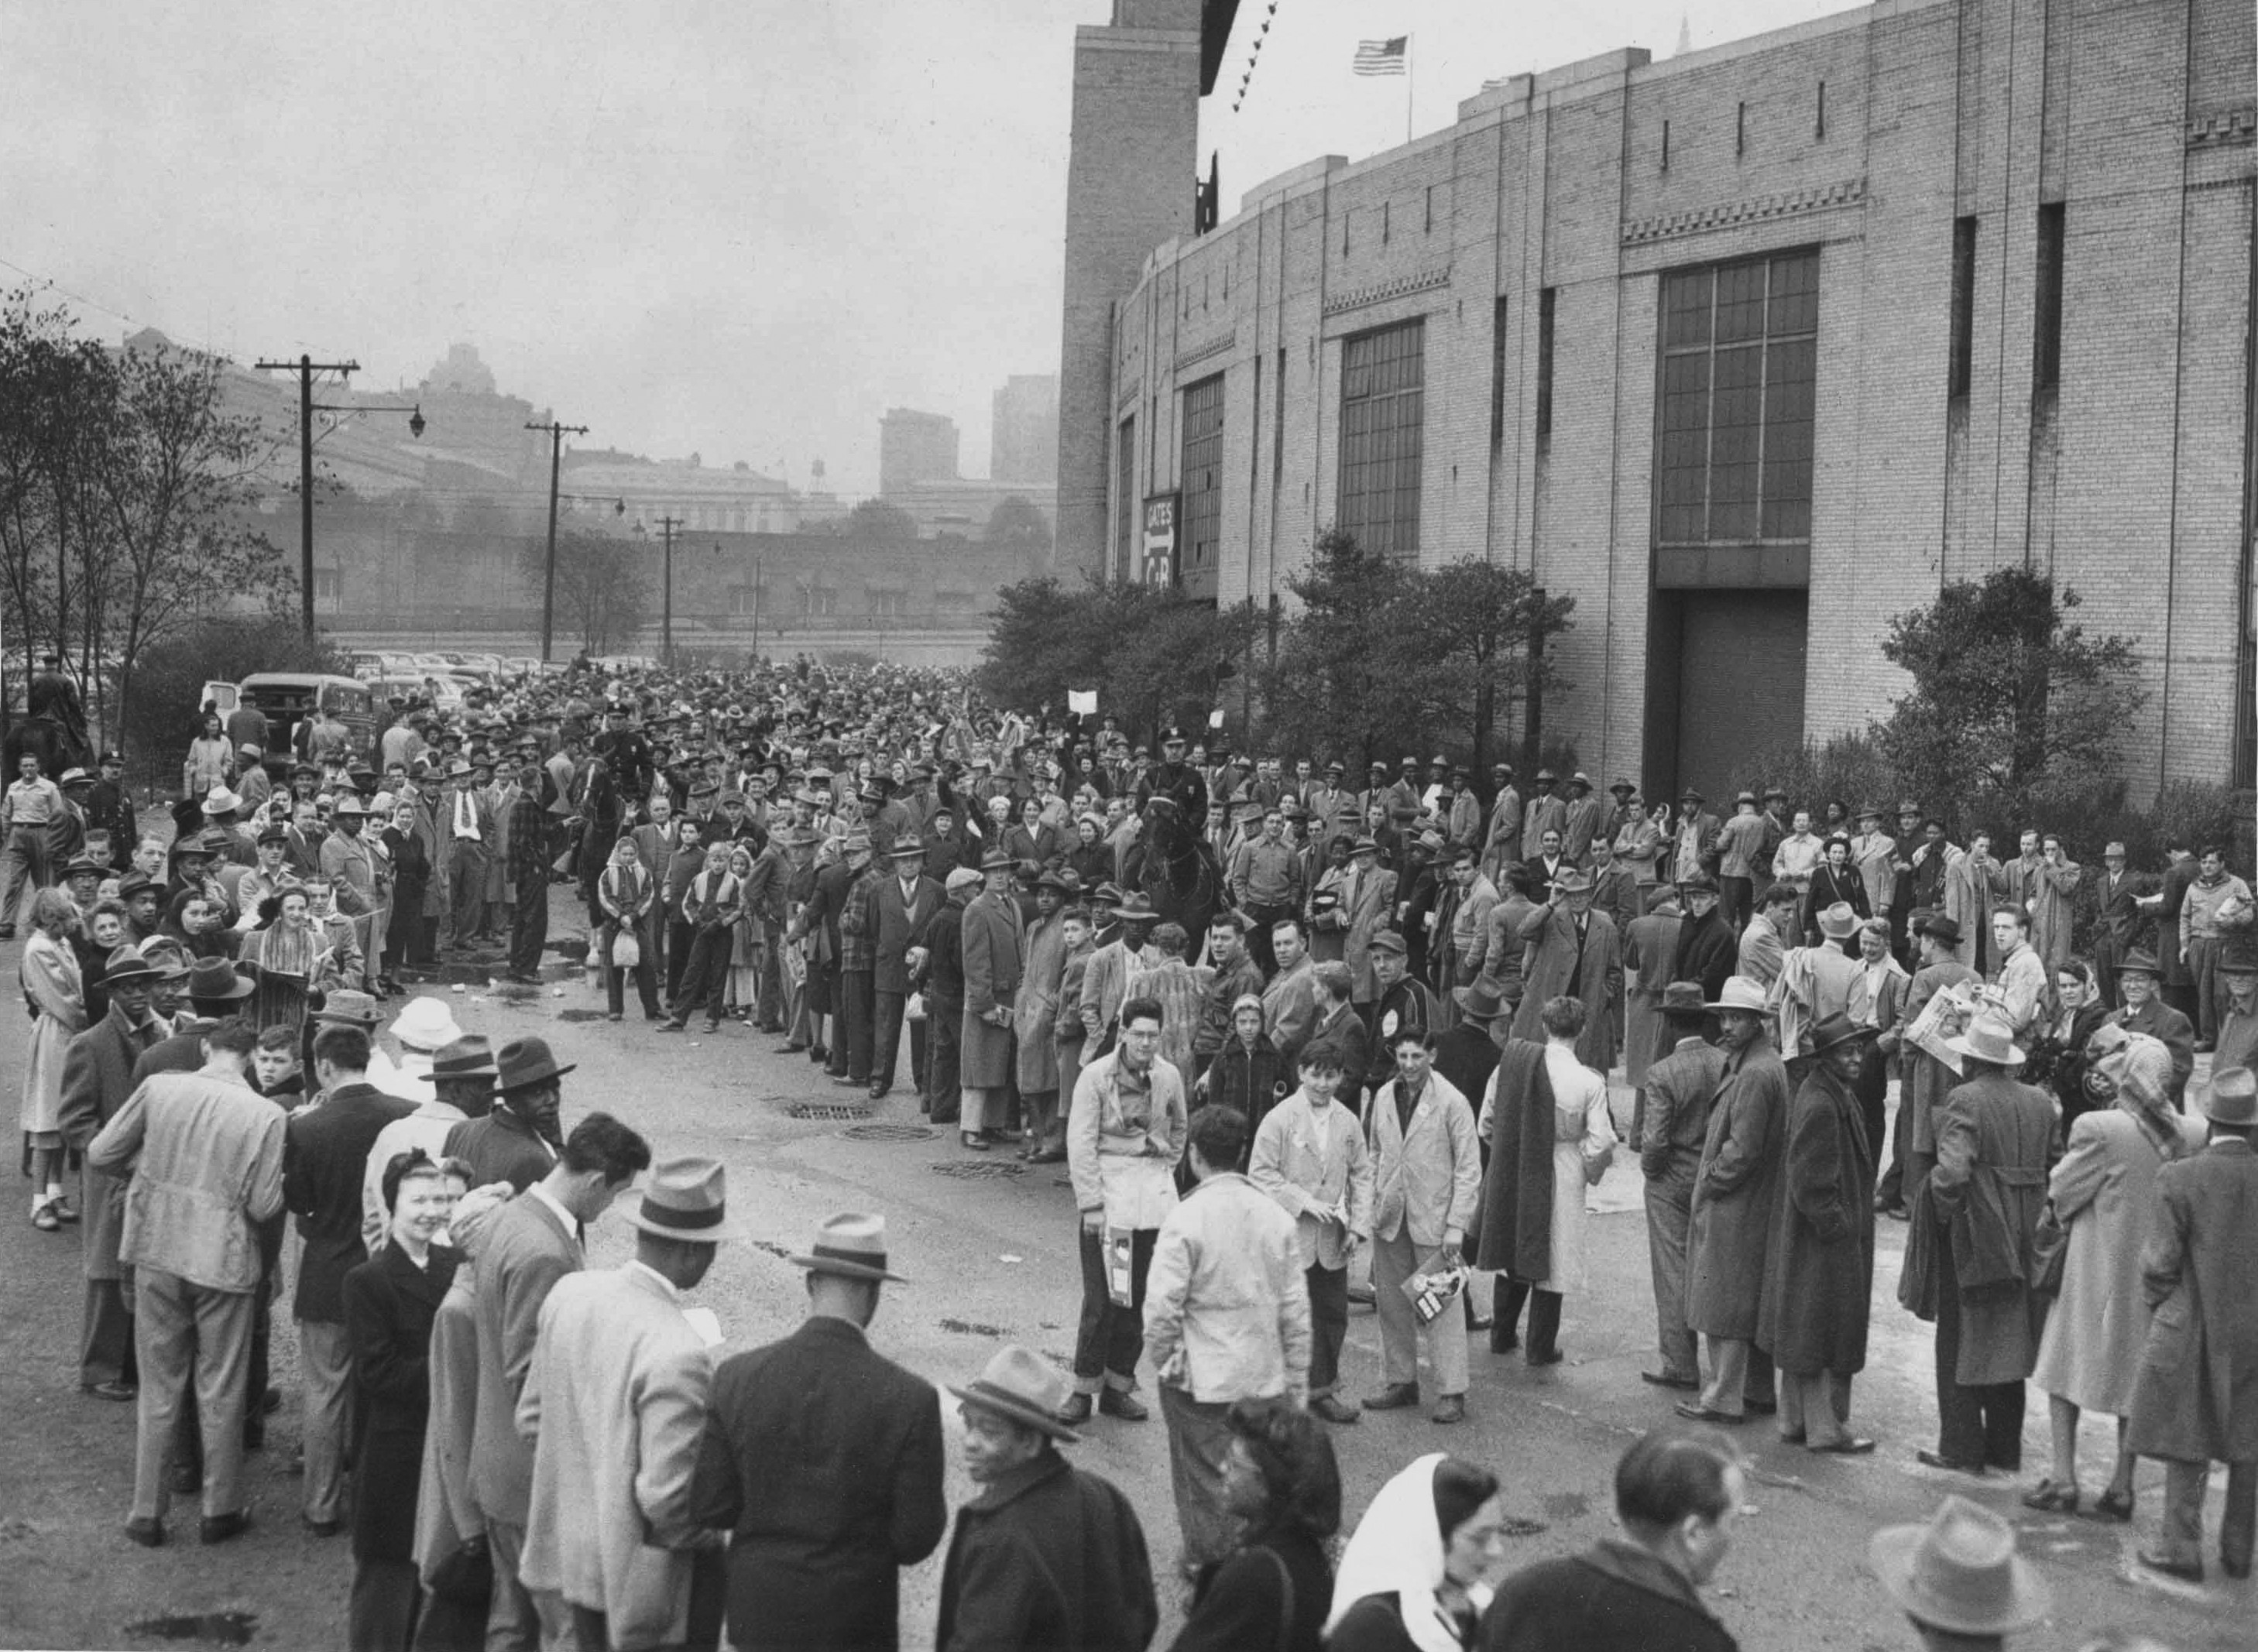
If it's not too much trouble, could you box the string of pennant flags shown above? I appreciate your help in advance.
[1231,0,1281,113]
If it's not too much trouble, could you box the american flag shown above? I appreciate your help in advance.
[1354,36,1408,76]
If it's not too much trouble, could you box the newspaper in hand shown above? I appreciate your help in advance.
[1906,979,1980,1074]
[1402,1262,1470,1326]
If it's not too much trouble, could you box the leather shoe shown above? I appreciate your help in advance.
[867,1085,890,1100]
[83,1380,136,1403]
[775,1042,807,1054]
[1311,1393,1361,1424]
[2136,1547,2204,1583]
[1641,1370,1700,1391]
[302,1515,345,1538]
[200,1509,252,1545]
[2223,1554,2251,1581]
[1028,1147,1066,1164]
[1807,1436,1878,1455]
[1055,1393,1093,1427]
[124,1517,164,1548]
[1365,1382,1420,1411]
[1098,1389,1149,1422]
[1430,1393,1467,1425]
[1915,1448,1985,1476]
[1674,1402,1747,1424]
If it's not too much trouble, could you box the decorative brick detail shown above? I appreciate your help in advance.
[1621,178,1867,245]
[2187,108,2257,147]
[1321,266,1452,317]
[1173,328,1236,372]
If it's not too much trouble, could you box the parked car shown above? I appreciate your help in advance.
[228,673,376,776]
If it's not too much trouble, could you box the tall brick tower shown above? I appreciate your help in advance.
[1054,1,1237,578]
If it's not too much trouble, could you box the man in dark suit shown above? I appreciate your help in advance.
[2114,950,2197,1111]
[2092,839,2146,1008]
[58,948,178,1400]
[444,1041,563,1193]
[870,842,941,1102]
[468,1108,650,1651]
[691,1213,946,1652]
[788,828,857,1076]
[284,1023,413,1535]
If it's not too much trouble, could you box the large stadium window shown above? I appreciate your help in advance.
[1337,317,1425,559]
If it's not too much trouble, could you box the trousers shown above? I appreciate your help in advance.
[925,1005,963,1124]
[1697,1337,1777,1418]
[2158,1458,2256,1572]
[2189,936,2228,1043]
[1072,1222,1155,1390]
[1306,1263,1348,1396]
[300,1316,356,1523]
[1782,1369,1855,1447]
[0,822,51,930]
[485,1518,545,1652]
[669,928,733,1026]
[351,1556,423,1652]
[872,988,911,1092]
[508,879,548,975]
[81,1271,138,1388]
[833,969,873,1081]
[1934,1224,2025,1470]
[1160,1385,1239,1571]
[132,1268,252,1522]
[1642,1177,1698,1382]
[1371,1229,1469,1397]
[1492,1277,1563,1363]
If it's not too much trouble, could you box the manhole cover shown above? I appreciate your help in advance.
[842,1123,936,1143]
[787,1103,873,1122]
[929,1159,1027,1180]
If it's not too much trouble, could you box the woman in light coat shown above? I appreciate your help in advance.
[2024,1030,2205,1518]
[19,889,87,1231]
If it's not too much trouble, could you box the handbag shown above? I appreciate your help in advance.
[611,928,641,969]
[2028,1201,2068,1298]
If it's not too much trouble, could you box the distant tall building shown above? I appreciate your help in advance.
[879,409,960,498]
[990,375,1059,484]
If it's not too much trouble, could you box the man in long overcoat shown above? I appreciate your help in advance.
[2126,1065,2258,1582]
[1758,1013,1879,1454]
[1920,1014,2054,1475]
[960,850,1024,1146]
[1679,976,1789,1426]
[1637,984,1725,1393]
[1014,872,1072,1158]
[1875,914,1977,1218]
[1508,870,1622,1072]
[57,947,174,1397]
[870,841,941,1102]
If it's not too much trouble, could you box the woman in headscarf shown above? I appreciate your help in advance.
[383,799,429,981]
[2023,1028,2205,1519]
[595,829,662,1022]
[1324,1454,1506,1651]
[183,709,235,799]
[1167,1398,1340,1652]
[2033,956,2111,1137]
[1066,815,1112,892]
[241,884,338,1034]
[19,889,87,1232]
[726,842,761,1020]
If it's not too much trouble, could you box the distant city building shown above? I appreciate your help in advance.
[878,407,961,496]
[561,449,817,536]
[990,374,1059,484]
[883,478,1056,541]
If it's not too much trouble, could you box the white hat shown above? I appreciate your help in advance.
[389,996,465,1053]
[1704,976,1769,1015]
[202,785,243,815]
[1945,1013,2025,1068]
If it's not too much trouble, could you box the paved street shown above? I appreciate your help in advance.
[0,887,2247,1652]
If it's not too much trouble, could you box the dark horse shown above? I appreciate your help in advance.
[1127,795,1222,947]
[0,672,91,782]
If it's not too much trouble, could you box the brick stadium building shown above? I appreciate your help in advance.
[1056,0,2257,801]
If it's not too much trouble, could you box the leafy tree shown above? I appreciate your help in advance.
[1874,567,2143,828]
[1260,528,1429,769]
[842,499,919,543]
[1414,559,1575,775]
[977,575,1256,742]
[983,494,1052,558]
[519,530,649,654]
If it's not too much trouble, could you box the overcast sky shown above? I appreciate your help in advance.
[1,0,1852,497]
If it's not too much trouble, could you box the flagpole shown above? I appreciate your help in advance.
[1405,33,1415,143]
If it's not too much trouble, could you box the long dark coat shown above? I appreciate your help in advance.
[1685,1039,1790,1340]
[1473,1040,1558,1283]
[2128,1138,2258,1463]
[1508,905,1622,1071]
[1927,1072,2054,1386]
[1758,1063,1874,1376]
[57,1004,171,1281]
[284,1082,414,1323]
[344,1239,458,1562]
[960,891,1024,1089]
[935,1450,1156,1652]
[689,1316,947,1652]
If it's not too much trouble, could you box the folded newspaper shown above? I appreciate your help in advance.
[1402,1262,1470,1327]
[1905,980,1982,1074]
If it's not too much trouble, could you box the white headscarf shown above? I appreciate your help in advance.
[1324,1452,1481,1652]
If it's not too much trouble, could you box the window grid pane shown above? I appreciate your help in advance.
[1337,318,1426,559]
[1655,249,1818,549]
[1180,374,1225,581]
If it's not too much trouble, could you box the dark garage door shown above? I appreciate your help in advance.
[1657,589,1809,804]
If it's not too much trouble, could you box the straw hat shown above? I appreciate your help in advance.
[949,1345,1082,1443]
[389,997,465,1054]
[1706,976,1770,1015]
[1945,1013,2025,1068]
[1817,902,1862,941]
[1869,1496,2049,1637]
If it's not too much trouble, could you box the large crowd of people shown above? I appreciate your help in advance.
[5,654,2254,1650]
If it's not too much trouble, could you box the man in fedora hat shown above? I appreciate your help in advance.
[1508,869,1623,1074]
[2110,948,2195,1111]
[1637,982,1728,1392]
[1520,769,1565,865]
[1680,977,1790,1427]
[959,846,1025,1149]
[1078,891,1158,1064]
[359,1035,498,1255]
[1917,1013,2052,1477]
[320,793,386,993]
[520,1157,740,1651]
[1877,914,1979,1221]
[1772,902,1864,1074]
[1670,873,1736,1008]
[935,1345,1157,1652]
[871,839,942,1102]
[692,1212,945,1650]
[59,944,178,1400]
[1759,1013,1881,1455]
[468,1111,651,1647]
[1869,1496,2047,1650]
[1013,869,1079,1156]
[2125,1064,2258,1582]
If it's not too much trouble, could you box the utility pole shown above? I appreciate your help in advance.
[255,353,361,639]
[527,419,590,663]
[655,514,682,666]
